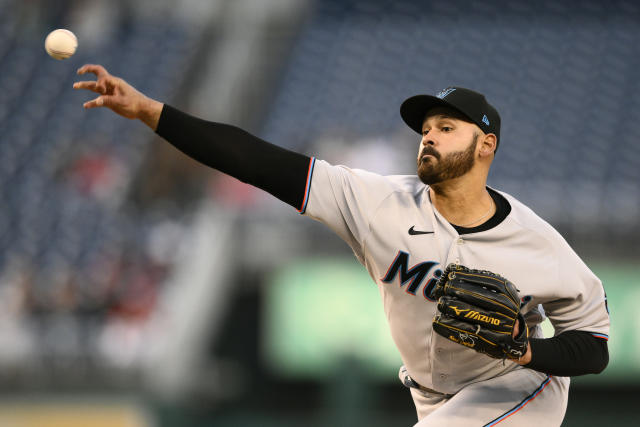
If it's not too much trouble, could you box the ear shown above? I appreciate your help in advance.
[478,133,497,158]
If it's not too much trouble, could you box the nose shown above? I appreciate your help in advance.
[421,135,435,146]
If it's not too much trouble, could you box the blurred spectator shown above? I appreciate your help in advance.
[64,147,129,207]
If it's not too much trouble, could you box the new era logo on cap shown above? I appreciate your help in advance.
[482,114,490,126]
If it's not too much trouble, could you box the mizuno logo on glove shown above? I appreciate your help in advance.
[464,310,502,326]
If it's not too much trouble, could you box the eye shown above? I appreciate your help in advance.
[441,126,453,132]
[422,129,430,136]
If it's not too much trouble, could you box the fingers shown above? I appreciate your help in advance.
[74,64,140,119]
[75,64,114,94]
[77,64,109,77]
[73,81,102,93]
[82,95,113,109]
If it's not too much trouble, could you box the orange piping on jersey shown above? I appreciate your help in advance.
[297,157,316,214]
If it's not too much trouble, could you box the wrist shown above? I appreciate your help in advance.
[139,98,164,131]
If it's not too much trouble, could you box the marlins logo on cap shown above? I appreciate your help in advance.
[436,87,457,99]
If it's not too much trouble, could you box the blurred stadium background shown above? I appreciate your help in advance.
[0,0,638,425]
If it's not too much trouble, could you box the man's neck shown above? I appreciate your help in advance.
[429,176,495,228]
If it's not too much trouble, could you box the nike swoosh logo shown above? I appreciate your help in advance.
[408,226,434,235]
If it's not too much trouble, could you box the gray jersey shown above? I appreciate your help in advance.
[302,159,610,394]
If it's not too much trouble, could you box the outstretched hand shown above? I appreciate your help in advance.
[73,64,163,130]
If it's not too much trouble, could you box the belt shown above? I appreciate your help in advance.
[411,381,455,398]
[400,367,454,398]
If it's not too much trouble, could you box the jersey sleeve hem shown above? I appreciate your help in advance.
[589,332,609,341]
[297,157,316,214]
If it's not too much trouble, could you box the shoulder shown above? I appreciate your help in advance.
[384,173,427,196]
[496,189,569,249]
[496,190,595,284]
[313,159,425,197]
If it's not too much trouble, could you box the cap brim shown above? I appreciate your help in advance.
[400,95,459,135]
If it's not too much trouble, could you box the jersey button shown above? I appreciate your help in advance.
[439,373,448,380]
[457,238,464,245]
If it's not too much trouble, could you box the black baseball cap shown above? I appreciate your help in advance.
[400,87,501,150]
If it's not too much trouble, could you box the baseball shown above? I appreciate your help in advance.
[44,29,77,60]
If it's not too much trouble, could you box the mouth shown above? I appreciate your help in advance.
[420,154,436,163]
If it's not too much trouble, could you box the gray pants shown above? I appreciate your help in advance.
[402,368,569,426]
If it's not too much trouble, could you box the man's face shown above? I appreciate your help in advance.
[416,107,480,185]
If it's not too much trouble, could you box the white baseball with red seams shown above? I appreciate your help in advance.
[45,29,78,60]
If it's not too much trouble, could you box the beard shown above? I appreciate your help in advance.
[417,132,479,185]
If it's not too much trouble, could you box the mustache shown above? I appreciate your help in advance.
[419,147,441,160]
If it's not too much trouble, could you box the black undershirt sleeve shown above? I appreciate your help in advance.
[525,330,609,376]
[155,104,312,210]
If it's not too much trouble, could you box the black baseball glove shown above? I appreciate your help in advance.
[432,264,528,360]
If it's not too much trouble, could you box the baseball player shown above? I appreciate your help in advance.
[74,65,610,426]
